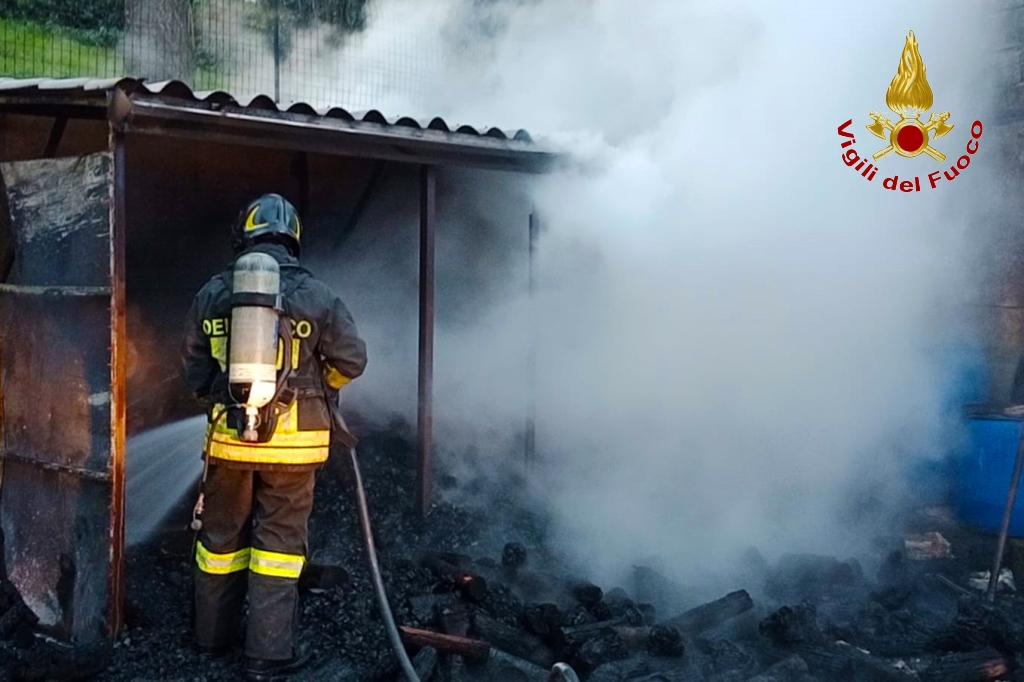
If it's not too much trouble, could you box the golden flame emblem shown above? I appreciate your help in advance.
[866,31,954,163]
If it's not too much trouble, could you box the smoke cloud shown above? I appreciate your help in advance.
[312,0,1003,590]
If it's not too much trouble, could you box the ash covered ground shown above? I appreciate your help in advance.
[103,429,556,681]
[5,432,1024,681]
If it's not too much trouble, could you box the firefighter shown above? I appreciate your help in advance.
[181,193,367,680]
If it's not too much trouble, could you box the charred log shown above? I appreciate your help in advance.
[695,638,757,678]
[759,604,825,648]
[411,645,439,681]
[647,625,685,657]
[568,629,629,674]
[932,598,1024,654]
[604,597,647,626]
[663,590,754,636]
[447,654,466,682]
[563,604,598,628]
[766,554,864,600]
[524,603,566,641]
[409,594,457,626]
[557,621,684,658]
[439,600,471,681]
[921,649,1009,682]
[440,602,471,637]
[489,648,550,681]
[471,612,556,669]
[566,579,603,607]
[397,626,489,662]
[558,619,627,648]
[502,543,528,571]
[792,642,916,682]
[417,554,489,602]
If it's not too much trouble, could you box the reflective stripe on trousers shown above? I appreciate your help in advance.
[196,542,250,574]
[196,542,304,580]
[249,548,305,579]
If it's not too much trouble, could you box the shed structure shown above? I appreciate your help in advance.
[0,77,554,643]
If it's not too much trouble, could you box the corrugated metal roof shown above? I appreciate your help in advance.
[0,76,535,143]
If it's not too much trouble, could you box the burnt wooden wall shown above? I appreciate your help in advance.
[0,152,117,642]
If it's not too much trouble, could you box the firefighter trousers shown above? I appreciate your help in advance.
[193,464,316,661]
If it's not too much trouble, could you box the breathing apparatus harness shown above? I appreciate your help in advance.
[191,251,297,531]
[185,250,422,682]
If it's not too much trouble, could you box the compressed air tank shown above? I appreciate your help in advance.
[228,252,281,424]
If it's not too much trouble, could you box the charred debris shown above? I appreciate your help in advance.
[2,432,1024,681]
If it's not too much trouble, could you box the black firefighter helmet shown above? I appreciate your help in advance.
[232,193,302,256]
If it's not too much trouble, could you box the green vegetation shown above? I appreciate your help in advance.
[0,0,124,46]
[0,17,123,77]
[0,15,225,87]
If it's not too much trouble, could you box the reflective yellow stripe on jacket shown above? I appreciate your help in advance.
[249,548,305,579]
[208,402,330,465]
[196,542,250,575]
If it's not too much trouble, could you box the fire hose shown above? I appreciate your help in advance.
[346,444,421,682]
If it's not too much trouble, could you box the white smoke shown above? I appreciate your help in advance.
[315,0,1003,589]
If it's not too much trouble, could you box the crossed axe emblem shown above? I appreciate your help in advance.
[866,111,955,162]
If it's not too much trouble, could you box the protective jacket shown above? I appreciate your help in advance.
[182,242,367,468]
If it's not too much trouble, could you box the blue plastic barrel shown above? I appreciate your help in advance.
[903,341,989,506]
[955,415,1024,535]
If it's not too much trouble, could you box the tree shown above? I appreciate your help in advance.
[245,0,369,64]
[125,0,194,82]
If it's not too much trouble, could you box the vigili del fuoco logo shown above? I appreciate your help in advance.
[838,30,982,192]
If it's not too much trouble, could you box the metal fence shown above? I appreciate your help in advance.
[0,0,444,110]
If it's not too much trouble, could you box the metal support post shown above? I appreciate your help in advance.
[416,165,436,515]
